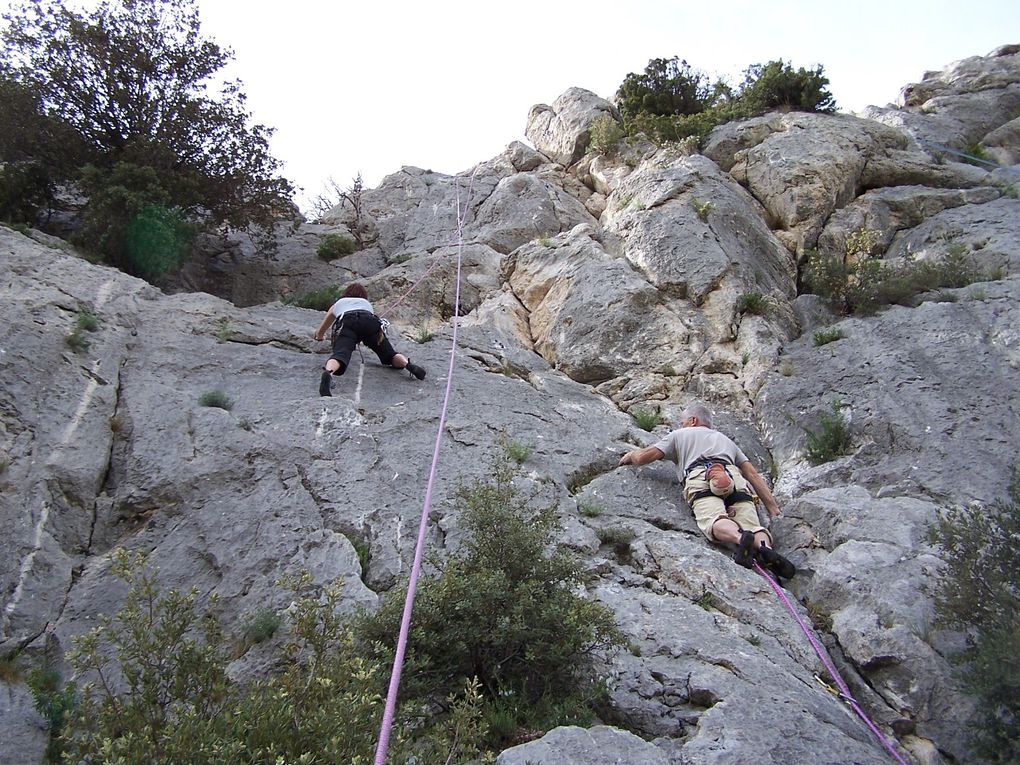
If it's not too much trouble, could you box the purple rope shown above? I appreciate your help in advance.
[372,175,471,765]
[754,562,911,765]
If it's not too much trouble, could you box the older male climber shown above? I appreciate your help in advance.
[618,403,795,579]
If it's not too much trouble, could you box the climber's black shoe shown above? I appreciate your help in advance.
[406,361,426,380]
[319,370,332,397]
[733,529,756,568]
[757,544,796,580]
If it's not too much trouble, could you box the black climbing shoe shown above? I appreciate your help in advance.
[733,529,756,568]
[319,370,332,397]
[406,361,426,380]
[757,544,796,580]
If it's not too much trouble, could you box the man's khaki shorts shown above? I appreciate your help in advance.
[682,465,768,542]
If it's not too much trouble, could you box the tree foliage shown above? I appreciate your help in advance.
[0,0,293,275]
[55,550,485,764]
[929,475,1020,763]
[611,55,836,146]
[357,452,623,745]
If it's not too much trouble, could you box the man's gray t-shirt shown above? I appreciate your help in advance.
[653,426,748,481]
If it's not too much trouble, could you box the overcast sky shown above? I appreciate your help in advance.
[7,0,1020,211]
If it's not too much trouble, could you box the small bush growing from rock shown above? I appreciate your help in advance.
[578,501,603,518]
[240,607,281,646]
[316,233,357,261]
[589,114,625,156]
[736,292,769,316]
[929,476,1020,763]
[282,285,343,311]
[357,452,623,746]
[813,327,844,346]
[75,311,100,332]
[691,197,713,222]
[631,408,664,432]
[803,245,982,316]
[415,323,435,344]
[803,398,851,464]
[199,389,233,411]
[501,438,534,465]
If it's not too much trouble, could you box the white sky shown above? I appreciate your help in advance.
[7,0,1020,211]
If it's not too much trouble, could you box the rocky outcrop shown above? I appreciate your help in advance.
[3,45,1020,765]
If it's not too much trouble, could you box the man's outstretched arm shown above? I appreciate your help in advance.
[738,460,782,518]
[619,446,666,467]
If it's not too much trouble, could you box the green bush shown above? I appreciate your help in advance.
[199,389,233,411]
[57,550,482,764]
[239,607,281,646]
[691,197,713,222]
[65,329,90,354]
[589,114,625,156]
[578,501,603,518]
[736,292,769,316]
[501,438,534,465]
[316,233,357,261]
[415,323,435,344]
[631,408,664,432]
[615,56,835,146]
[596,526,637,560]
[74,163,194,279]
[736,61,836,115]
[356,453,623,745]
[803,398,852,465]
[928,475,1020,763]
[282,285,343,311]
[27,666,77,763]
[813,327,844,346]
[802,243,982,316]
[75,311,100,332]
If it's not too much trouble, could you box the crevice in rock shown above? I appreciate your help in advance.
[566,453,622,494]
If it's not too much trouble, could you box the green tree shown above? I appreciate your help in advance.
[617,56,719,119]
[1,0,293,273]
[737,60,836,115]
[0,70,87,223]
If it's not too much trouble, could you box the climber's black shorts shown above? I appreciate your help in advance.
[328,311,397,374]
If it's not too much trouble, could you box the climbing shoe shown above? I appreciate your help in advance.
[319,370,332,397]
[406,361,426,380]
[757,544,796,580]
[733,529,756,568]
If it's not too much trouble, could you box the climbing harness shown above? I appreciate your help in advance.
[687,461,756,507]
[754,561,911,765]
[328,310,391,346]
[372,170,476,765]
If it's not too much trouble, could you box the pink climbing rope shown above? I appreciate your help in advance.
[753,562,911,765]
[372,174,473,765]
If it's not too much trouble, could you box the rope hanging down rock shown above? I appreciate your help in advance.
[754,561,911,765]
[372,171,476,765]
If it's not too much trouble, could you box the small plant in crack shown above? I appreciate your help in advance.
[694,587,718,611]
[578,501,603,518]
[500,437,534,465]
[596,526,636,560]
[691,197,713,222]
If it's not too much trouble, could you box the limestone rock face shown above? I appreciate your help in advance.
[526,87,619,167]
[4,45,1020,765]
[862,45,1020,155]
